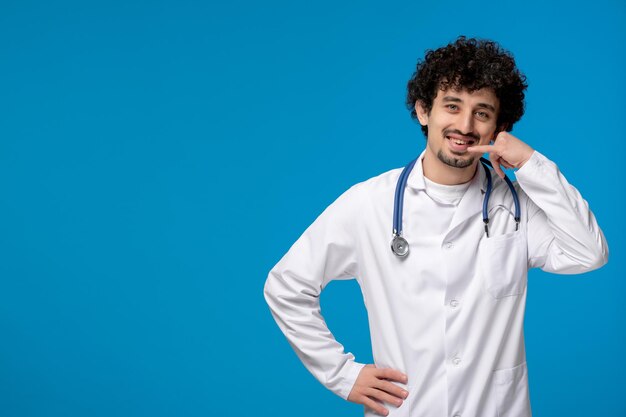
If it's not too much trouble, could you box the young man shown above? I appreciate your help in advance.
[263,37,608,417]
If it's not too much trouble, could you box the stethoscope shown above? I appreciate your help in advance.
[391,157,521,257]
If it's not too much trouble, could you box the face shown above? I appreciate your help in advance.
[415,87,500,169]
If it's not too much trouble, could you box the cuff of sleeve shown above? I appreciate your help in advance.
[515,150,553,181]
[336,360,367,400]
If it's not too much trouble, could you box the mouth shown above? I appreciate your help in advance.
[445,134,476,152]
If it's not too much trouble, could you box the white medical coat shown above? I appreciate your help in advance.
[263,150,608,417]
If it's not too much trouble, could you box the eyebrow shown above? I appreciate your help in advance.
[442,96,497,113]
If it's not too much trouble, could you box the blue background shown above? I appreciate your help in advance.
[1,0,624,416]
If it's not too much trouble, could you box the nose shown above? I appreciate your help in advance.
[459,109,475,135]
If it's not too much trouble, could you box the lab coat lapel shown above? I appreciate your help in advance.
[405,150,428,191]
[447,163,487,233]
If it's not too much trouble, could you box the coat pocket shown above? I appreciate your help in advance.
[493,362,532,417]
[479,231,528,299]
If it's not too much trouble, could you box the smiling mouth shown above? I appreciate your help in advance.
[446,136,476,146]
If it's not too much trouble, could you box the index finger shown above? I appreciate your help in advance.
[375,368,408,383]
[466,145,495,154]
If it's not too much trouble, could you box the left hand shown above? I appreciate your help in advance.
[467,131,535,179]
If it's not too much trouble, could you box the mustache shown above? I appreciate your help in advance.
[443,129,480,141]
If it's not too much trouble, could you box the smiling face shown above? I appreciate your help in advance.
[415,87,501,180]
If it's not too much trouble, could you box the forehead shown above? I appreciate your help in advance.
[434,87,499,109]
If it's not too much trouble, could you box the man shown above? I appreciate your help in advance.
[263,37,608,417]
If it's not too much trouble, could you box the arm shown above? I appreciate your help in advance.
[263,184,366,400]
[515,151,608,273]
[468,133,608,274]
[264,183,411,415]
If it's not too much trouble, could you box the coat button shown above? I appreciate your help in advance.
[450,299,459,308]
[452,356,461,366]
[444,242,454,249]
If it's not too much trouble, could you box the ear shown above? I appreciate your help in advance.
[414,101,429,126]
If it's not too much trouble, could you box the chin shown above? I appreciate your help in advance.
[437,149,476,169]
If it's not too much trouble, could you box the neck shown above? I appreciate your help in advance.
[422,152,478,185]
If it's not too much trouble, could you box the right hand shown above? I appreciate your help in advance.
[347,364,409,416]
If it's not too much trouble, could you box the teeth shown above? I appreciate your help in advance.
[447,137,473,145]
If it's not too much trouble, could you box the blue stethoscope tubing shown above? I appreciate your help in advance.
[391,157,521,257]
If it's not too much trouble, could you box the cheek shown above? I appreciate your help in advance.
[427,115,449,132]
[481,125,498,141]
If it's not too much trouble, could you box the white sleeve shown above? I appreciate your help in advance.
[515,150,609,273]
[263,183,366,400]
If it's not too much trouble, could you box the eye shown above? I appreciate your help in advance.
[446,104,459,111]
[476,111,489,119]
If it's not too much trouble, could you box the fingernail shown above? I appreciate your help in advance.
[403,390,409,398]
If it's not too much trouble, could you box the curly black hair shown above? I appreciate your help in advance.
[406,36,528,137]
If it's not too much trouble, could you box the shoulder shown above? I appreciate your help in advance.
[330,166,403,211]
[353,167,404,193]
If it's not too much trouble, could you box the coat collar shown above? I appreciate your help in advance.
[405,149,487,232]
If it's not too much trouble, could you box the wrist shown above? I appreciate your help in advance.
[518,148,535,168]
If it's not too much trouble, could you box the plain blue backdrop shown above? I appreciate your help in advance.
[0,0,624,416]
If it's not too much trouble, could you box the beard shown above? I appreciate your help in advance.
[436,128,481,169]
[437,149,476,168]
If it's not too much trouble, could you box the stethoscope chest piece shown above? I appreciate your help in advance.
[391,235,409,257]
